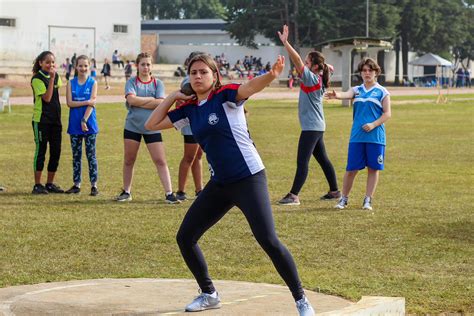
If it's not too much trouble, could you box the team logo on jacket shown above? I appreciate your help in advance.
[208,113,219,125]
[377,155,384,164]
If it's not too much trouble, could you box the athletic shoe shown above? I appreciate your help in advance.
[32,184,48,195]
[0,186,6,193]
[335,196,348,209]
[90,186,99,196]
[278,193,300,205]
[176,190,187,201]
[185,292,221,312]
[45,183,64,193]
[165,192,181,204]
[65,185,81,194]
[115,190,132,202]
[195,190,202,197]
[296,296,315,316]
[320,190,342,200]
[362,196,373,211]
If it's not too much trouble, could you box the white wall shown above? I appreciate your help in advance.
[0,0,140,65]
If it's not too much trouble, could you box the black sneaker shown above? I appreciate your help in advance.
[45,183,64,193]
[65,185,81,194]
[176,190,187,201]
[165,192,181,204]
[90,186,99,196]
[32,184,48,194]
[320,191,342,200]
[115,190,132,202]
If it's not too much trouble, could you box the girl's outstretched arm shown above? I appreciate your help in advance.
[326,89,355,100]
[236,55,285,101]
[278,25,304,75]
[145,91,194,131]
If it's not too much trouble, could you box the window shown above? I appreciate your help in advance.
[0,18,16,27]
[113,25,128,33]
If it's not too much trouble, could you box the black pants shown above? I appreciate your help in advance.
[32,122,62,172]
[290,131,338,195]
[176,170,304,301]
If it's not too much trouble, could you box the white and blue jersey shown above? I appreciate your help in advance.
[67,76,98,135]
[350,83,389,145]
[168,84,264,184]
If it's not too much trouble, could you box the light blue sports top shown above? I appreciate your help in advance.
[298,66,326,131]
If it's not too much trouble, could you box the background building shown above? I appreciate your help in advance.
[0,0,140,66]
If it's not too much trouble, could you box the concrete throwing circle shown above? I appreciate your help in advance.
[0,278,352,315]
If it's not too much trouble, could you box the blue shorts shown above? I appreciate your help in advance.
[346,142,385,171]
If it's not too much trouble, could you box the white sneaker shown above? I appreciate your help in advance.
[362,196,373,211]
[335,196,348,209]
[296,296,315,316]
[185,292,221,312]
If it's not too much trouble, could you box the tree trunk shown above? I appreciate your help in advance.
[394,37,400,85]
[401,32,409,82]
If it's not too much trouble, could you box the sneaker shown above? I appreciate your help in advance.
[65,185,81,194]
[362,196,373,211]
[0,186,6,193]
[335,196,348,209]
[165,192,181,204]
[115,190,132,202]
[185,292,221,312]
[296,296,315,316]
[90,186,99,196]
[320,190,342,200]
[45,183,64,193]
[32,184,48,195]
[176,190,187,201]
[278,193,300,205]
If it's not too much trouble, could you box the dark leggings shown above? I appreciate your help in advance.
[176,170,304,301]
[70,134,98,184]
[290,131,338,195]
[32,122,62,172]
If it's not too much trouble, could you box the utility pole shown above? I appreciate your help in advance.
[366,0,369,37]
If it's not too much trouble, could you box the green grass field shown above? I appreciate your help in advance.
[0,97,472,314]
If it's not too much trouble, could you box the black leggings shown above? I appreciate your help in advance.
[32,122,62,172]
[290,131,338,195]
[176,170,304,301]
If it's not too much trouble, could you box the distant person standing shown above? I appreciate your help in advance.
[63,58,73,81]
[464,68,471,88]
[456,68,464,88]
[112,50,124,68]
[71,53,77,68]
[90,58,97,79]
[124,60,133,81]
[101,58,111,90]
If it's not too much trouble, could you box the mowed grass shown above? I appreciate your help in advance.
[0,97,473,314]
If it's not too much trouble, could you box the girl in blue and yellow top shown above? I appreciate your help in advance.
[277,25,340,206]
[65,55,99,196]
[31,51,65,194]
[327,58,392,211]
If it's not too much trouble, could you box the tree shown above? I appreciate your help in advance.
[141,0,225,20]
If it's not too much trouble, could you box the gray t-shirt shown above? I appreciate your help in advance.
[124,76,165,134]
[298,66,326,131]
[179,76,193,136]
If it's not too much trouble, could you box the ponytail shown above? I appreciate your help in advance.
[307,51,330,89]
[322,63,330,89]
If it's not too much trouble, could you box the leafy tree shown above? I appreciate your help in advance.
[141,0,225,20]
